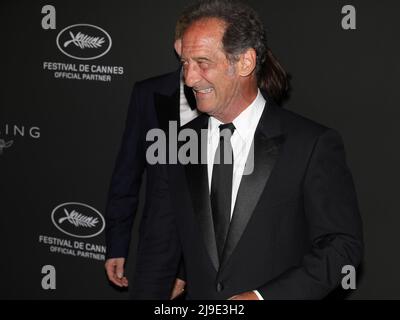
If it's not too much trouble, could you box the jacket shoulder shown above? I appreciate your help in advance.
[134,69,180,95]
[275,105,333,139]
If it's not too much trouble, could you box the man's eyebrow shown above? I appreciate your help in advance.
[180,56,213,63]
[194,57,213,62]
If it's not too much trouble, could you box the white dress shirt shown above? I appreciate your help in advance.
[207,90,266,300]
[207,90,266,217]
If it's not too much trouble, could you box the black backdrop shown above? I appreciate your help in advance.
[0,0,399,299]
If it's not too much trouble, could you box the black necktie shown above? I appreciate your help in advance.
[210,122,235,260]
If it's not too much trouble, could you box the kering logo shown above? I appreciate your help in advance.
[0,139,13,155]
[0,124,41,138]
[0,124,40,155]
[51,202,105,238]
[56,24,112,60]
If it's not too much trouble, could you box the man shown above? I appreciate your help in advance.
[135,0,363,300]
[104,18,199,299]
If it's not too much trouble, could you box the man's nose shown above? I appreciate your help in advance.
[184,63,200,88]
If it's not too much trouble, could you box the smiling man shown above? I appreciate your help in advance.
[182,17,258,124]
[135,0,363,300]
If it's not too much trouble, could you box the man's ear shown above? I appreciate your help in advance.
[174,39,182,57]
[238,48,256,77]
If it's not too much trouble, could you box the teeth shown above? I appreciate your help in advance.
[196,88,213,94]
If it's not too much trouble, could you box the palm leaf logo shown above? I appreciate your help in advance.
[63,31,105,49]
[58,209,99,228]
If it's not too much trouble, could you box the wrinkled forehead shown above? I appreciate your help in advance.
[181,18,226,57]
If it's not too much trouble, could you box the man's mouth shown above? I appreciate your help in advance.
[193,87,214,96]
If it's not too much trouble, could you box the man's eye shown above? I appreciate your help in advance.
[199,62,209,68]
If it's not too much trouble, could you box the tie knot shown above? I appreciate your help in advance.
[219,122,235,135]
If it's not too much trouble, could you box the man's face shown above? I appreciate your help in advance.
[181,18,241,119]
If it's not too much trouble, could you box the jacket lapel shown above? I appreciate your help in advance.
[154,89,180,131]
[218,102,285,273]
[184,114,220,272]
[154,69,181,130]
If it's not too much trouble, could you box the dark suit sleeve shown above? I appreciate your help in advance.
[177,258,186,281]
[130,165,182,299]
[105,84,146,259]
[257,129,364,299]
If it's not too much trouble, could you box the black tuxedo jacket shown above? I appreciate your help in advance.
[133,98,363,299]
[105,69,192,297]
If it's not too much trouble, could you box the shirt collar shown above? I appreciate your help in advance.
[209,90,266,140]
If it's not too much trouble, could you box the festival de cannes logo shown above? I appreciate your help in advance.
[56,24,112,60]
[0,139,13,155]
[51,202,105,238]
